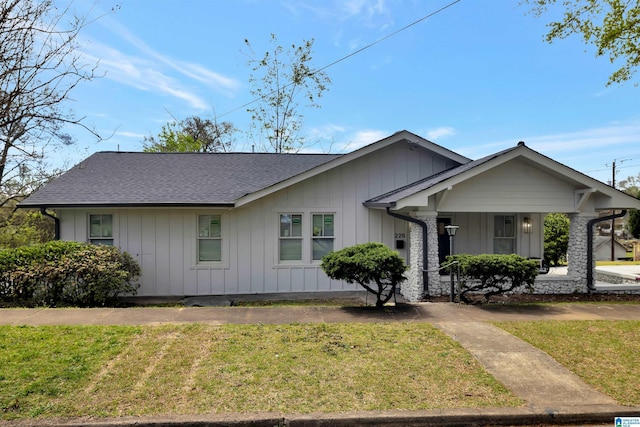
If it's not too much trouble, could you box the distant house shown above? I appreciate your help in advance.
[594,236,629,261]
[19,131,640,300]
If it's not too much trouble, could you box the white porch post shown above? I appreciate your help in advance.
[403,212,438,301]
[567,213,596,285]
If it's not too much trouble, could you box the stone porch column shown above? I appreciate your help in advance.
[567,213,596,286]
[403,212,439,301]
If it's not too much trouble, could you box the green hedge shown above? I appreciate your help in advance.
[0,241,140,307]
[444,254,538,304]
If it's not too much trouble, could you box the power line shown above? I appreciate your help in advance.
[217,0,462,119]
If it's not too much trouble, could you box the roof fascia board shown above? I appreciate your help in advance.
[235,130,471,207]
[17,203,235,209]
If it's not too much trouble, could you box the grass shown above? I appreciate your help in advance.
[0,325,139,418]
[596,260,640,266]
[494,320,640,406]
[0,322,521,420]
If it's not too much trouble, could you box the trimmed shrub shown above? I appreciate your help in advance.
[0,241,140,307]
[444,254,538,304]
[321,242,407,308]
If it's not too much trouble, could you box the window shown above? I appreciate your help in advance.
[279,214,303,261]
[89,214,113,245]
[198,214,222,262]
[494,215,515,254]
[312,214,334,260]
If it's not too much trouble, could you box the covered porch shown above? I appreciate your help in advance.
[365,142,640,301]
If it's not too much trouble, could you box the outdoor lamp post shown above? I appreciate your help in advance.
[444,225,459,302]
[444,225,459,254]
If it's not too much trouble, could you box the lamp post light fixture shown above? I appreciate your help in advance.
[444,225,459,255]
[444,225,459,302]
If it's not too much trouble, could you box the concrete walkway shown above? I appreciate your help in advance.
[2,302,640,427]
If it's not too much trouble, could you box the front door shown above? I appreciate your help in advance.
[437,218,451,267]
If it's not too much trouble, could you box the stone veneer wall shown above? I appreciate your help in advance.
[430,277,587,296]
[401,214,440,302]
[566,213,595,284]
[403,220,424,302]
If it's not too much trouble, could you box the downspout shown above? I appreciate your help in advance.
[385,207,429,295]
[40,208,60,240]
[586,210,626,290]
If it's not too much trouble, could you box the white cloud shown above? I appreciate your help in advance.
[525,124,640,153]
[426,126,456,141]
[335,129,388,152]
[454,121,640,182]
[116,131,146,139]
[77,12,241,110]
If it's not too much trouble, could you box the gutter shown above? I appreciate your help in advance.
[385,207,429,295]
[40,208,60,240]
[586,210,626,290]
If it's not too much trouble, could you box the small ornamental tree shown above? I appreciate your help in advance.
[544,213,570,266]
[444,254,538,304]
[321,242,407,308]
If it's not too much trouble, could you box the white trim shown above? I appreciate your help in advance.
[194,211,229,269]
[273,209,342,266]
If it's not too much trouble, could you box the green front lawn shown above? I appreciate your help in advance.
[495,320,640,406]
[0,323,520,420]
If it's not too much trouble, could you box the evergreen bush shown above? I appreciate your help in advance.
[321,242,407,308]
[0,241,140,306]
[444,254,538,304]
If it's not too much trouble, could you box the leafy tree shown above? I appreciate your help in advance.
[628,189,640,238]
[0,200,54,249]
[320,242,407,308]
[143,116,235,153]
[544,213,570,266]
[524,0,640,85]
[1,0,102,207]
[444,254,538,304]
[244,34,331,153]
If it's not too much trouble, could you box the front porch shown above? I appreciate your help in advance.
[431,265,640,299]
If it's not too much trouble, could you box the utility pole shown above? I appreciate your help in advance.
[611,161,616,261]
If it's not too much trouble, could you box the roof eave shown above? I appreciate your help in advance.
[17,202,236,209]
[362,201,396,209]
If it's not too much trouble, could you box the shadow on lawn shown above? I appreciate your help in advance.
[339,303,424,320]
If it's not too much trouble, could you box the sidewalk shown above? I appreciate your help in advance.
[2,302,640,427]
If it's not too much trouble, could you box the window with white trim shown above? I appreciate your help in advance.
[198,214,222,262]
[89,214,113,245]
[279,213,303,261]
[312,213,334,260]
[493,215,515,254]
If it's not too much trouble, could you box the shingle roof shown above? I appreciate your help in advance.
[20,151,342,207]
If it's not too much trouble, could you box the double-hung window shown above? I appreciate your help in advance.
[279,214,303,261]
[493,215,515,254]
[89,214,113,245]
[198,214,222,262]
[312,213,334,260]
[278,212,336,263]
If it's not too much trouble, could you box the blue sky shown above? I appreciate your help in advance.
[58,0,640,185]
